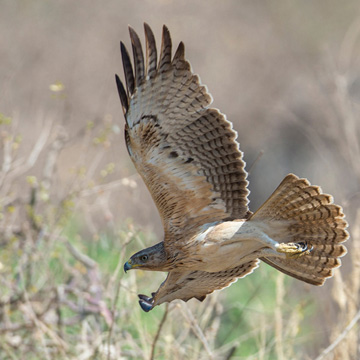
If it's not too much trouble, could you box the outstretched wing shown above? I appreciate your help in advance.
[138,260,259,312]
[116,24,250,247]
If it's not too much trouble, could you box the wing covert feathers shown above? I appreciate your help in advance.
[147,260,259,309]
[251,174,349,286]
[116,24,250,244]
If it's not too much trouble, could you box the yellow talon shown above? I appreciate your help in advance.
[277,242,313,259]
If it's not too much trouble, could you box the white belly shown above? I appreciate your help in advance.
[192,220,267,272]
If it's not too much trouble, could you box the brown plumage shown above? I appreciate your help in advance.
[117,24,349,312]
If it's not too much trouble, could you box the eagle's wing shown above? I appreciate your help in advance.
[116,24,250,246]
[138,260,259,312]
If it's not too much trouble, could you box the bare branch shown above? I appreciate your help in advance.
[150,304,169,360]
[180,303,214,359]
[64,240,97,269]
[315,308,360,360]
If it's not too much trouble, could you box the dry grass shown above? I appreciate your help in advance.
[1,1,360,359]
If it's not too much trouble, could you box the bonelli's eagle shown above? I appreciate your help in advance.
[116,24,349,312]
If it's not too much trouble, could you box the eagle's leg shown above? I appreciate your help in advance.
[276,242,313,258]
[255,232,313,259]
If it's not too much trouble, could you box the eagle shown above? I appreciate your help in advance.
[116,24,349,312]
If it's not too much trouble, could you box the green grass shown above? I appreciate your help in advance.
[0,205,336,359]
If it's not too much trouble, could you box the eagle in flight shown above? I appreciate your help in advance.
[116,24,349,312]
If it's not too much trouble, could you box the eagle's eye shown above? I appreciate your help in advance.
[140,254,149,262]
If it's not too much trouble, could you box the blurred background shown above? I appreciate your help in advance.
[1,1,360,359]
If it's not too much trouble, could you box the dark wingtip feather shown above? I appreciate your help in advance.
[144,22,157,77]
[173,41,185,62]
[115,74,129,115]
[129,26,145,85]
[120,41,135,95]
[162,24,170,37]
[159,25,172,73]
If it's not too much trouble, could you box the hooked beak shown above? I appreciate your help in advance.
[124,260,132,273]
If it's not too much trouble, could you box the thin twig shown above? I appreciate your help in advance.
[180,303,213,359]
[224,346,237,360]
[150,303,169,360]
[247,150,264,175]
[274,273,285,360]
[77,175,138,198]
[64,239,97,268]
[18,266,67,360]
[314,308,360,360]
[42,127,68,190]
[106,233,135,360]
[0,338,20,360]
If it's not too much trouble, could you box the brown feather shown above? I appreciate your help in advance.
[159,25,172,73]
[251,174,349,286]
[115,74,128,114]
[120,41,135,95]
[129,26,145,86]
[144,23,157,78]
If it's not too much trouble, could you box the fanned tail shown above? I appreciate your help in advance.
[250,174,349,285]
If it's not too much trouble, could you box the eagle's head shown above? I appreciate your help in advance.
[124,242,168,272]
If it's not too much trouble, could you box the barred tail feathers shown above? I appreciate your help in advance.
[250,174,349,286]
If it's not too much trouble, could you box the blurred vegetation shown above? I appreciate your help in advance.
[1,1,360,359]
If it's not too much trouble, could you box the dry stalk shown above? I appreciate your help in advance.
[315,308,360,360]
[106,231,136,360]
[274,272,285,360]
[149,303,169,360]
[179,303,214,359]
